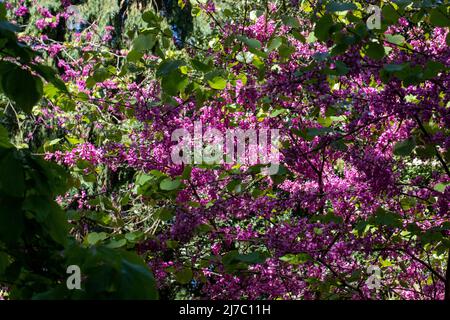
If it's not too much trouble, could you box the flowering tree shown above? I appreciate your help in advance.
[0,0,449,300]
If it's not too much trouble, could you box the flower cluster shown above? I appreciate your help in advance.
[6,1,449,300]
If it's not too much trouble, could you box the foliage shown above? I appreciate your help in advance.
[0,0,449,300]
[0,2,157,300]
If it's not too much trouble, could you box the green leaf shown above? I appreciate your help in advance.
[237,35,262,50]
[175,267,193,284]
[222,250,268,266]
[312,212,344,224]
[0,124,12,149]
[0,252,10,274]
[31,156,71,196]
[383,63,405,72]
[0,21,20,33]
[181,166,192,179]
[142,10,160,25]
[280,253,311,265]
[156,59,186,77]
[429,8,450,27]
[314,14,334,42]
[235,252,267,264]
[86,232,108,245]
[270,108,287,118]
[22,196,69,245]
[1,66,43,113]
[135,173,154,186]
[385,34,405,45]
[306,127,334,139]
[118,255,159,299]
[160,178,181,191]
[125,231,144,242]
[207,76,227,90]
[423,60,445,79]
[62,246,158,299]
[88,66,115,87]
[106,238,127,249]
[434,183,449,193]
[420,230,443,245]
[161,70,188,95]
[318,117,333,127]
[127,50,143,62]
[332,61,349,75]
[415,144,435,159]
[166,240,179,249]
[282,16,300,28]
[291,30,306,43]
[0,150,24,197]
[0,3,6,20]
[43,138,62,151]
[365,42,385,60]
[313,52,330,62]
[156,207,175,221]
[382,4,400,24]
[331,139,348,151]
[278,45,295,59]
[196,223,213,234]
[0,198,24,244]
[133,33,156,52]
[373,207,402,228]
[93,67,113,82]
[326,2,357,12]
[191,59,212,72]
[400,196,417,210]
[267,37,283,51]
[31,64,68,93]
[393,137,416,156]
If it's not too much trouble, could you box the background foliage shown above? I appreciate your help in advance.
[0,0,449,300]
